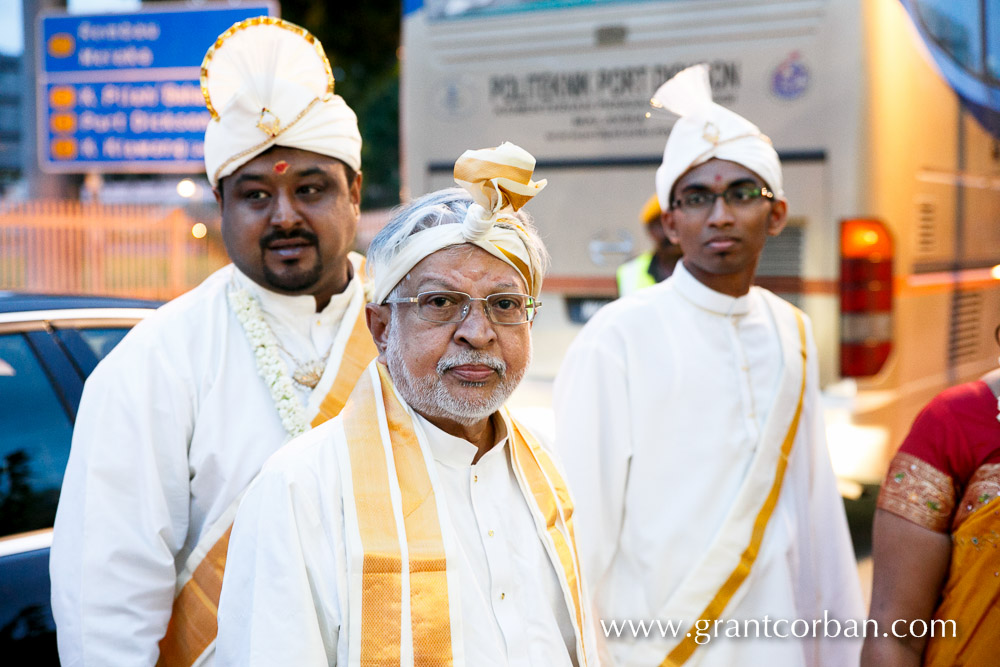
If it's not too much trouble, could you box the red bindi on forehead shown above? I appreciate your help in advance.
[273,160,289,174]
[713,173,723,184]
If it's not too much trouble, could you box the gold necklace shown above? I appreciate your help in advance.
[268,332,333,389]
[275,344,331,390]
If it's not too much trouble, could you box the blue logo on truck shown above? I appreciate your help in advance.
[771,52,810,100]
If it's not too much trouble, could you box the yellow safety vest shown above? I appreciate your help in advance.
[616,251,657,296]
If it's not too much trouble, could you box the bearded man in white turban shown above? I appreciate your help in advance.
[553,64,864,666]
[50,18,377,666]
[215,143,597,667]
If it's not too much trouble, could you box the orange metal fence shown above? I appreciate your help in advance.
[0,201,228,300]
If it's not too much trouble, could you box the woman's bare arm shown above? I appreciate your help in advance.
[860,509,951,666]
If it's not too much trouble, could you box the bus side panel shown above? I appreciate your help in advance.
[402,1,854,285]
[840,0,1000,482]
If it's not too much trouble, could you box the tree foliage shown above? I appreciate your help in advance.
[280,0,402,209]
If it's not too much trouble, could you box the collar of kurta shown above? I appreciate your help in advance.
[232,257,359,322]
[412,409,510,469]
[672,259,753,316]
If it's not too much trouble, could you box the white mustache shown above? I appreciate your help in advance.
[436,350,506,376]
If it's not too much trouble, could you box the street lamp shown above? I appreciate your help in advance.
[177,178,197,198]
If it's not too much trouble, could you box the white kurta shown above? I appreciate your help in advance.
[553,260,863,666]
[216,403,581,666]
[50,262,364,667]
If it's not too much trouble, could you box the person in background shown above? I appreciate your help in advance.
[50,18,376,666]
[616,193,682,297]
[215,143,596,666]
[862,325,1000,666]
[554,64,863,666]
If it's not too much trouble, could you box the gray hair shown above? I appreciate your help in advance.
[365,187,549,300]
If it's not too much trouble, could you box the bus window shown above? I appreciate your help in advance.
[913,1,982,73]
[427,0,629,20]
[987,2,1000,81]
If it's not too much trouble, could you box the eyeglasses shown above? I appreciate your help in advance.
[672,185,774,214]
[384,290,541,325]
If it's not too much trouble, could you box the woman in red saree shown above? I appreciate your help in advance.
[862,326,1000,666]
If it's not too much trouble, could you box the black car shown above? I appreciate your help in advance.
[0,293,158,664]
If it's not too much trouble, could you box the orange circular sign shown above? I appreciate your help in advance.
[51,138,78,160]
[47,33,76,58]
[49,86,76,108]
[50,112,77,133]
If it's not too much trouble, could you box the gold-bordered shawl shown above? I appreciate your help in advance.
[658,304,808,666]
[337,362,591,666]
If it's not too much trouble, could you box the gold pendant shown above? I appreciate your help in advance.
[292,359,325,389]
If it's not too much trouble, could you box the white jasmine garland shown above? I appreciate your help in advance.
[228,286,310,437]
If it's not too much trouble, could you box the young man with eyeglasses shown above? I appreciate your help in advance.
[216,144,597,666]
[554,65,863,666]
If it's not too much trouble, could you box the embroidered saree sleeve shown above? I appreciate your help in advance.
[877,394,963,532]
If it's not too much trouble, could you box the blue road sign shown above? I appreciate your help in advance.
[38,2,277,173]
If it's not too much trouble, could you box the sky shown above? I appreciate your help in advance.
[0,0,24,54]
[0,0,142,55]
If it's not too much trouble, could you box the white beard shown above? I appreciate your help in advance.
[385,314,528,426]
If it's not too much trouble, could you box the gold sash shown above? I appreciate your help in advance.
[661,308,807,667]
[311,297,379,427]
[339,362,589,665]
[156,299,377,667]
[924,465,1000,667]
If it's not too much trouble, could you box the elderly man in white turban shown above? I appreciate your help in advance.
[215,143,597,666]
[50,17,377,666]
[553,65,864,666]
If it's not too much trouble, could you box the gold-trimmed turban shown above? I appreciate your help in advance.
[653,64,783,211]
[201,17,362,187]
[369,142,546,304]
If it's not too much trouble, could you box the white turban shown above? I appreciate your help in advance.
[653,64,783,211]
[369,142,547,304]
[201,17,362,187]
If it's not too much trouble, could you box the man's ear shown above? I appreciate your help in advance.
[350,171,363,217]
[365,303,390,364]
[767,198,789,237]
[213,187,222,209]
[661,209,679,245]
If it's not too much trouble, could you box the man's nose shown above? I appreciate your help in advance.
[270,190,302,229]
[454,299,497,348]
[705,193,735,226]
